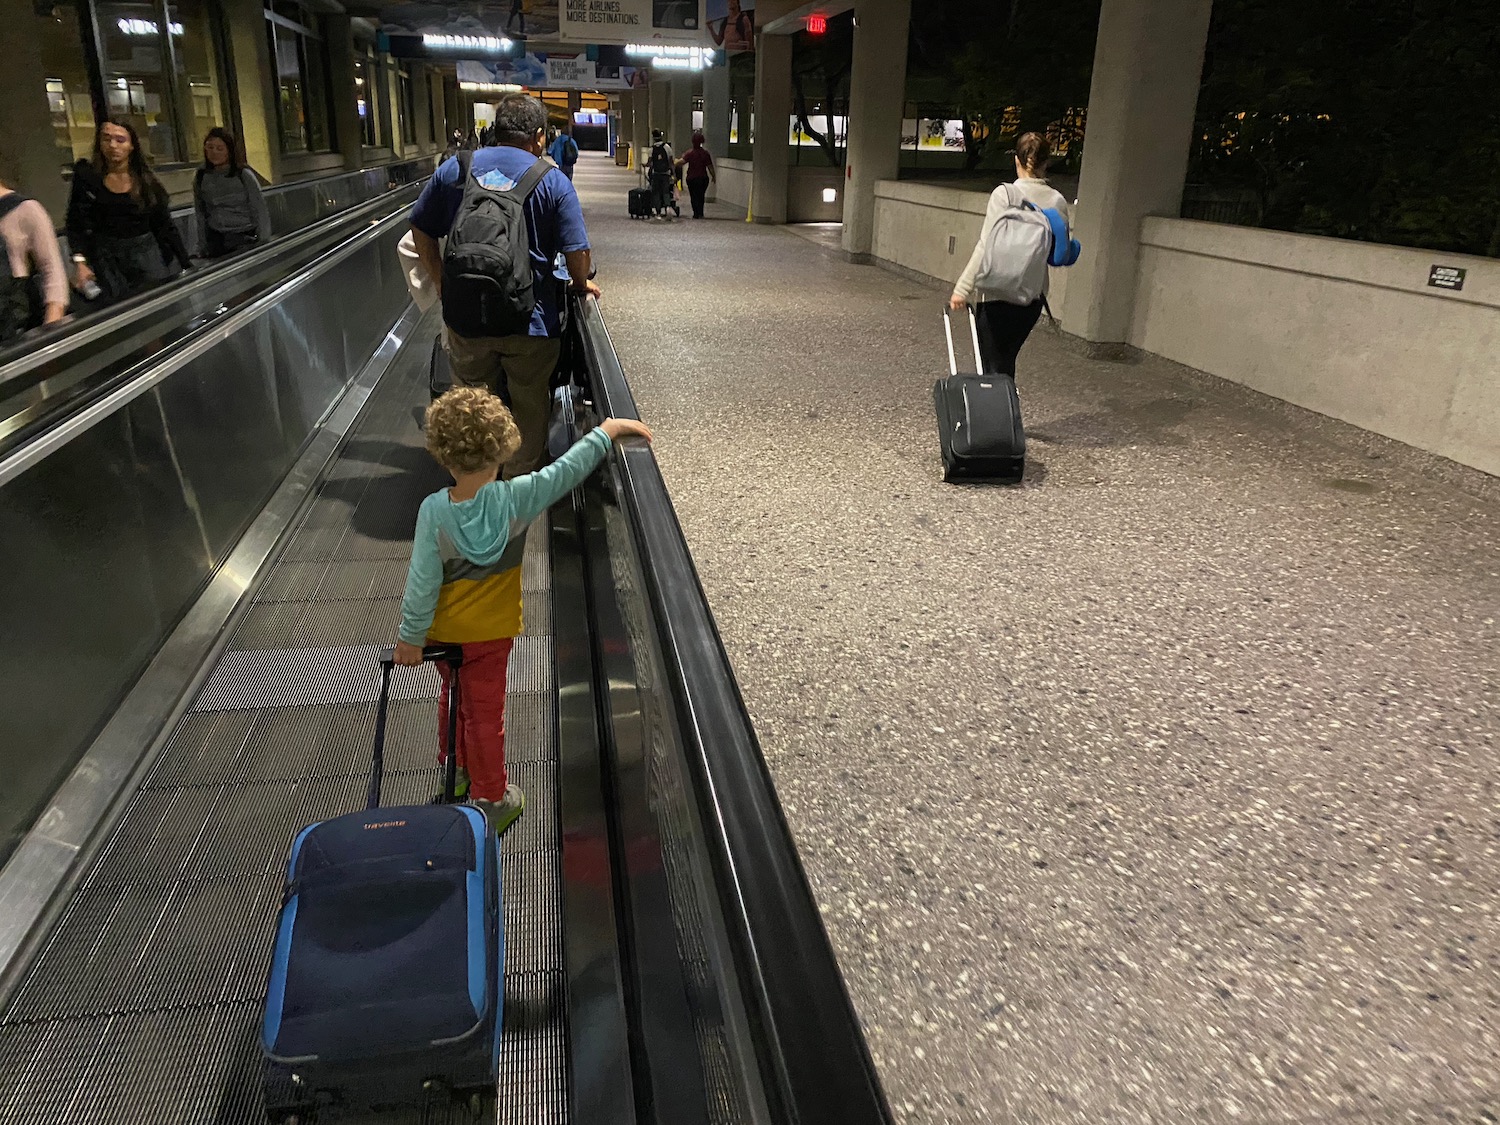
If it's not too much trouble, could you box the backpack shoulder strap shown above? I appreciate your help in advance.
[514,156,555,202]
[456,148,474,181]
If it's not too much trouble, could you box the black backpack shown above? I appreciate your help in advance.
[0,194,43,345]
[649,143,674,177]
[441,151,554,340]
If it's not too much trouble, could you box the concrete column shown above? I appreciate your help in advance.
[648,78,669,144]
[219,0,282,183]
[324,17,363,170]
[412,63,434,149]
[750,31,793,223]
[1,1,69,219]
[618,90,636,151]
[701,63,730,201]
[444,76,461,142]
[1060,0,1213,346]
[841,0,911,259]
[632,87,649,172]
[701,63,731,156]
[670,75,694,151]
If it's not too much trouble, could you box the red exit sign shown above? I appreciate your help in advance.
[807,14,827,34]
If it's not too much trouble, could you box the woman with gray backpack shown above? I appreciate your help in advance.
[949,132,1078,378]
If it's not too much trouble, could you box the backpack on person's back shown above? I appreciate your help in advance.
[440,150,555,339]
[648,142,674,178]
[975,184,1082,306]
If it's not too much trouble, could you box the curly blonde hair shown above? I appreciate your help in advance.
[425,386,522,474]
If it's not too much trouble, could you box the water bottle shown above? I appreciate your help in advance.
[79,278,102,301]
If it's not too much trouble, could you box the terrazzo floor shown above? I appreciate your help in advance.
[570,153,1500,1124]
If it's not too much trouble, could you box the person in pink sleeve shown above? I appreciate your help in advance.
[0,175,68,341]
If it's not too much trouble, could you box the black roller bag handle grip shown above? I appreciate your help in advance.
[370,645,464,810]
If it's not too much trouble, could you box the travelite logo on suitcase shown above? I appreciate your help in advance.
[363,819,408,830]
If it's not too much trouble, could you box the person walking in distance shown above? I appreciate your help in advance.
[646,129,678,218]
[408,93,601,478]
[949,132,1072,377]
[547,122,580,180]
[676,132,715,219]
[395,386,652,829]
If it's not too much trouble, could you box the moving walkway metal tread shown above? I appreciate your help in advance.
[0,337,568,1125]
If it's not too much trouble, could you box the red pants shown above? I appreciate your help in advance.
[436,638,513,801]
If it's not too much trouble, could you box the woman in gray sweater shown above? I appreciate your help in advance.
[194,128,271,259]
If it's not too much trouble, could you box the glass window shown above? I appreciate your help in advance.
[35,3,97,170]
[353,53,375,147]
[354,50,394,150]
[399,66,416,145]
[97,0,183,163]
[265,1,332,154]
[169,0,226,157]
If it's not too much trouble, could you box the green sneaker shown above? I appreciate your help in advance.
[433,766,470,804]
[471,786,525,835]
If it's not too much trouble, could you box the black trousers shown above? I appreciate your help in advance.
[686,177,709,218]
[973,297,1045,377]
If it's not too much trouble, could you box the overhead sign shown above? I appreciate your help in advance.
[558,0,707,45]
[1428,265,1466,292]
[546,56,596,85]
[459,54,646,90]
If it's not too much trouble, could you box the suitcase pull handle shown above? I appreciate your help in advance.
[942,306,984,376]
[370,645,465,810]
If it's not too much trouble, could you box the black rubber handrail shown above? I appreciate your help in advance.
[572,295,895,1125]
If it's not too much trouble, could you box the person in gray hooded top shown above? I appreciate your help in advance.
[194,127,271,259]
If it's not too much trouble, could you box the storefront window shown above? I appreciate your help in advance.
[169,0,226,155]
[36,2,96,170]
[97,0,182,163]
[398,66,416,145]
[353,53,375,147]
[265,0,331,154]
[355,48,392,149]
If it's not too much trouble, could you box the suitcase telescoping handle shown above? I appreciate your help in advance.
[942,305,984,377]
[370,644,465,810]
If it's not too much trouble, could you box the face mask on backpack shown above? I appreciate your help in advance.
[441,151,554,339]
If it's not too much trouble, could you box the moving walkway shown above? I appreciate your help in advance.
[0,186,891,1125]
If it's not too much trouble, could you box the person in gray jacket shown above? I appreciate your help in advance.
[194,128,271,259]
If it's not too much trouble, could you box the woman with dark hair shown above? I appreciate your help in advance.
[194,127,271,259]
[950,131,1073,378]
[66,120,191,302]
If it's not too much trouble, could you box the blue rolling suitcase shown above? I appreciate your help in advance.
[262,646,503,1122]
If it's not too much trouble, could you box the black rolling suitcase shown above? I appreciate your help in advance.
[933,307,1026,483]
[628,186,652,219]
[261,646,503,1122]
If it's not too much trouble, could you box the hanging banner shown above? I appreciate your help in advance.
[706,0,753,53]
[558,0,707,45]
[379,0,561,41]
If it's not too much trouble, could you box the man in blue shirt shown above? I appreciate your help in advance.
[547,123,580,180]
[409,94,601,478]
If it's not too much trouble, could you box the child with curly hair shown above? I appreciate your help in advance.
[395,386,652,832]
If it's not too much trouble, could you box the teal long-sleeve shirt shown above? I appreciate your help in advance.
[398,427,611,646]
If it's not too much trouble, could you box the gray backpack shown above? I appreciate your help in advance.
[975,186,1054,306]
